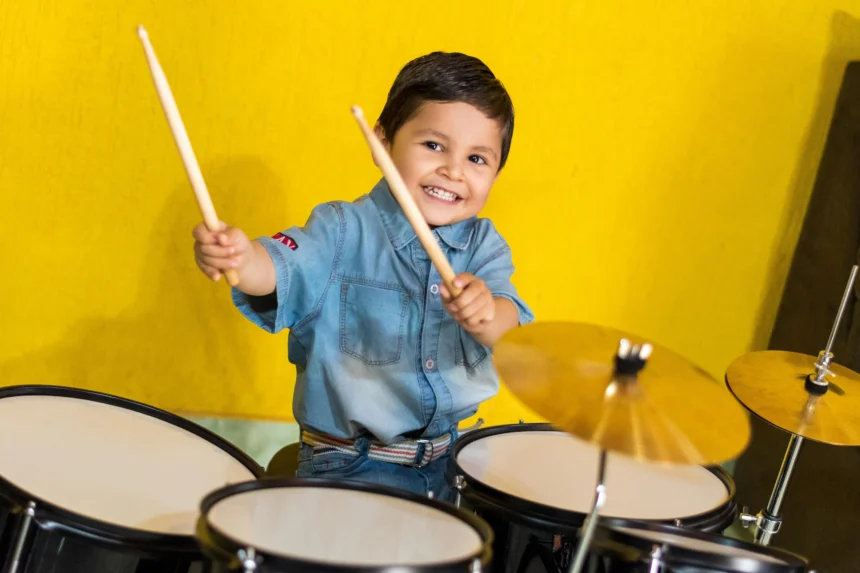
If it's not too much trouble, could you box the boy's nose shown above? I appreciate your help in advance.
[440,159,465,181]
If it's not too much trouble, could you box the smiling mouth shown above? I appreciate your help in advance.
[422,186,461,203]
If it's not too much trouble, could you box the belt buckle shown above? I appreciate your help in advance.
[415,439,434,467]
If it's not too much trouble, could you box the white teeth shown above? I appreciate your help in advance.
[423,186,458,202]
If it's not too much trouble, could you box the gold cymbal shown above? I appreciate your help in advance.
[725,350,860,446]
[492,321,751,466]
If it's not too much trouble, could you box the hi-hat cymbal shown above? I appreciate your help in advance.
[492,321,751,466]
[725,350,860,446]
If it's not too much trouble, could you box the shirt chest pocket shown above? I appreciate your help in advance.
[456,331,490,371]
[339,280,409,365]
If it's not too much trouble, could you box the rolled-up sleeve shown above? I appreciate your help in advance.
[471,226,534,326]
[232,202,343,333]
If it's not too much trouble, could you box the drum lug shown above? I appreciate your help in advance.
[7,501,37,573]
[470,557,482,573]
[738,506,757,529]
[739,506,757,529]
[454,475,466,508]
[647,545,665,572]
[237,547,261,572]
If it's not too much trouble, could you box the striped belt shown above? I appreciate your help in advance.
[301,430,454,468]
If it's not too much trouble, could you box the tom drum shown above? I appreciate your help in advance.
[0,385,264,573]
[195,477,495,573]
[448,423,738,573]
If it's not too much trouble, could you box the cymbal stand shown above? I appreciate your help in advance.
[740,265,858,546]
[568,449,607,573]
[569,340,651,573]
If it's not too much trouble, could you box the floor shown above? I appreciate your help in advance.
[184,414,752,542]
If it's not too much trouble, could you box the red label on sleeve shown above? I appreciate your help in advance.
[272,233,298,250]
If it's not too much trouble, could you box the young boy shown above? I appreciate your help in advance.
[192,52,533,502]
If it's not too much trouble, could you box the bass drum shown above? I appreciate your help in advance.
[0,385,264,572]
[447,423,738,573]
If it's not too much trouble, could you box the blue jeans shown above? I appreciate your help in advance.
[295,437,456,503]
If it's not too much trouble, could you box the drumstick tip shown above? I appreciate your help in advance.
[137,25,148,40]
[351,105,364,120]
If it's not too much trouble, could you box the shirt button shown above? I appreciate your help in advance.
[430,284,439,295]
[425,358,435,370]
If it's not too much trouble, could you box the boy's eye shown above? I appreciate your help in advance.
[469,155,486,165]
[424,141,441,151]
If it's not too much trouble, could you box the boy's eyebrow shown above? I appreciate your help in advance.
[415,128,451,141]
[471,145,499,161]
[415,129,500,161]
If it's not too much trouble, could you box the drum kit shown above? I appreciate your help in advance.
[2,266,857,573]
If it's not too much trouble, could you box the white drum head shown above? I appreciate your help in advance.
[456,430,729,520]
[615,528,788,564]
[0,394,257,534]
[207,486,483,566]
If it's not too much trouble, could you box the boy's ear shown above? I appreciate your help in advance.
[373,123,391,167]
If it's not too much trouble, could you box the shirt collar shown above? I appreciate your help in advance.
[369,178,476,251]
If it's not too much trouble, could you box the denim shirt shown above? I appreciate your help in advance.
[232,178,534,444]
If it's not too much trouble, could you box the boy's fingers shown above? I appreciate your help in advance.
[449,282,483,311]
[456,290,492,321]
[196,261,221,281]
[439,284,451,301]
[192,225,218,244]
[199,243,235,258]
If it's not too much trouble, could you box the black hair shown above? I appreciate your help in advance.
[377,52,514,169]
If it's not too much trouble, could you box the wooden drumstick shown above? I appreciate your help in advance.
[351,106,461,297]
[136,25,240,286]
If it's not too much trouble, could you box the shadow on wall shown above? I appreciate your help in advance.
[733,10,860,573]
[0,155,296,417]
[751,10,860,351]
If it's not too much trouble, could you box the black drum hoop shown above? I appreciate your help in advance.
[594,518,809,572]
[196,476,495,573]
[0,384,265,557]
[448,423,737,532]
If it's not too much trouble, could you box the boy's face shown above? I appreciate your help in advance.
[378,101,503,227]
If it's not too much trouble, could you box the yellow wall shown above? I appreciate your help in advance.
[3,1,860,424]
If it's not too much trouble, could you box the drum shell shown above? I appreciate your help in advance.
[0,488,209,572]
[195,477,495,573]
[447,423,739,573]
[589,519,810,573]
[0,385,264,573]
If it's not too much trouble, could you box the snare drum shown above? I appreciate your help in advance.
[447,424,738,573]
[589,519,809,572]
[0,385,264,573]
[195,477,494,572]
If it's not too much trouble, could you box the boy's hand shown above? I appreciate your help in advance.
[192,222,253,282]
[440,273,495,333]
